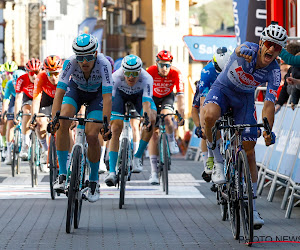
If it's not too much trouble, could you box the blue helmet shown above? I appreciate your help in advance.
[121,54,143,71]
[13,70,26,84]
[72,34,98,55]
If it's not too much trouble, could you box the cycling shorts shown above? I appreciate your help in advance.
[111,89,156,121]
[22,93,33,107]
[39,91,53,116]
[7,95,15,121]
[153,92,175,114]
[204,84,257,141]
[62,79,103,120]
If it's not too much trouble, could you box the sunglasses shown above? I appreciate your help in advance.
[28,70,39,76]
[6,71,13,75]
[46,71,60,77]
[157,63,171,69]
[76,53,96,62]
[263,40,282,52]
[123,71,140,77]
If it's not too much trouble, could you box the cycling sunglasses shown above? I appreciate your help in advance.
[263,40,282,52]
[46,71,60,77]
[28,70,39,76]
[157,63,171,69]
[123,71,140,77]
[76,53,96,62]
[6,71,13,75]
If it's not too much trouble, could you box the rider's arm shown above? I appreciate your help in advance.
[31,93,42,118]
[102,93,112,122]
[14,93,23,116]
[191,107,200,127]
[235,44,249,56]
[51,88,66,118]
[279,48,300,67]
[262,100,275,129]
[177,94,185,117]
[2,81,12,114]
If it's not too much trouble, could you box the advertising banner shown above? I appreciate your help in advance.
[183,35,237,61]
[28,3,41,59]
[232,0,249,45]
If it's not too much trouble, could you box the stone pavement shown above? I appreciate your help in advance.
[0,157,299,250]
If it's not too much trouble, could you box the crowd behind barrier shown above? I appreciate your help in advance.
[186,102,300,219]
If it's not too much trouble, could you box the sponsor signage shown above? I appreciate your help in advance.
[28,3,41,59]
[183,35,237,61]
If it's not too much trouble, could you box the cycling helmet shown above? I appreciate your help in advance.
[156,50,173,62]
[105,56,114,67]
[12,70,26,84]
[44,55,63,71]
[72,34,98,55]
[4,61,18,72]
[260,24,288,48]
[121,54,143,71]
[25,58,41,71]
[212,47,231,73]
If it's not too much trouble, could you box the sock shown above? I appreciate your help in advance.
[22,135,26,147]
[201,151,208,165]
[100,146,106,163]
[7,142,12,158]
[2,136,6,147]
[133,142,138,155]
[57,150,68,175]
[105,148,109,162]
[89,161,100,182]
[253,182,257,211]
[134,139,148,158]
[150,155,158,173]
[39,138,48,151]
[207,139,223,163]
[167,133,175,142]
[109,151,118,173]
[207,146,214,158]
[25,133,31,146]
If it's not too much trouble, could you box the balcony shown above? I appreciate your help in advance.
[122,18,146,39]
[106,34,126,52]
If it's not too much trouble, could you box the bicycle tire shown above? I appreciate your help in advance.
[162,134,169,195]
[33,133,39,186]
[119,138,128,209]
[66,146,81,233]
[49,136,57,200]
[226,151,240,240]
[29,133,35,187]
[238,150,253,246]
[11,142,16,177]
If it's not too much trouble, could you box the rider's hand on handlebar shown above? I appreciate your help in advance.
[47,120,60,134]
[195,126,206,139]
[100,125,112,141]
[263,131,276,146]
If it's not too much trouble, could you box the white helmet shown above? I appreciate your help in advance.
[121,54,143,71]
[212,47,231,73]
[72,34,98,55]
[260,24,288,48]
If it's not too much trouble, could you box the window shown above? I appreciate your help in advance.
[161,0,166,25]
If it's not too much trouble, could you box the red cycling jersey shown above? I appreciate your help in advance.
[33,71,57,99]
[147,65,184,98]
[15,73,34,99]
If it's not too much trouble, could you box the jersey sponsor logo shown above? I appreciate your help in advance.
[202,69,210,74]
[269,89,277,97]
[147,84,151,96]
[235,66,260,86]
[61,61,72,81]
[154,87,170,96]
[103,64,111,84]
[272,69,281,87]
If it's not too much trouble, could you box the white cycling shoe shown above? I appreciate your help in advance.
[132,157,143,173]
[53,174,66,191]
[99,161,107,174]
[253,210,264,229]
[169,140,179,154]
[40,150,48,164]
[149,172,159,185]
[87,181,100,203]
[20,145,29,160]
[211,162,226,184]
[105,172,117,186]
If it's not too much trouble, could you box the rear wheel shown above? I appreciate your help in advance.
[238,150,253,246]
[66,146,81,233]
[119,138,128,209]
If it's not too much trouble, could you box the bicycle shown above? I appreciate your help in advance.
[112,102,150,209]
[51,110,110,233]
[212,114,272,246]
[48,132,59,200]
[157,110,183,195]
[29,114,50,187]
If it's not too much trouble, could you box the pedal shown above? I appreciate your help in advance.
[210,183,218,192]
[82,193,88,201]
[254,224,262,230]
[202,171,212,183]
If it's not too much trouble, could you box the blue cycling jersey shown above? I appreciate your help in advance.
[216,41,280,102]
[4,80,16,100]
[192,62,219,109]
[57,53,113,94]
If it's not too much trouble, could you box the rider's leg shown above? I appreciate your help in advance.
[56,104,75,175]
[21,104,31,148]
[6,119,14,163]
[148,127,159,173]
[108,119,123,173]
[130,118,140,154]
[35,116,48,151]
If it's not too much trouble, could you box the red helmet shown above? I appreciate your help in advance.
[44,55,63,71]
[156,50,173,62]
[25,58,41,71]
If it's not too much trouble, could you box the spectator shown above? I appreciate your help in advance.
[280,42,300,66]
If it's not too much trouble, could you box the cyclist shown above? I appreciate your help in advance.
[30,56,63,172]
[203,23,287,228]
[51,34,113,203]
[1,70,26,165]
[104,54,156,187]
[14,58,41,159]
[146,50,184,184]
[192,47,231,181]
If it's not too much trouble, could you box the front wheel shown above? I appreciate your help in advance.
[119,138,128,209]
[238,150,253,246]
[66,146,81,233]
[162,134,169,195]
[49,136,58,200]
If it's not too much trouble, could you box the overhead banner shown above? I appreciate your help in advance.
[28,3,41,59]
[183,35,237,61]
[232,0,266,45]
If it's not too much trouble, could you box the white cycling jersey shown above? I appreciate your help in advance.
[57,53,113,94]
